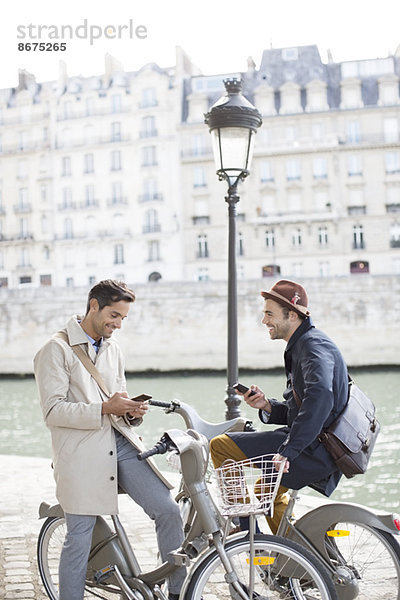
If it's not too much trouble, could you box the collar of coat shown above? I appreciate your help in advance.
[285,316,314,355]
[64,315,111,350]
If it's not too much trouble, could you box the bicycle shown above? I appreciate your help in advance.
[272,487,400,600]
[37,398,338,600]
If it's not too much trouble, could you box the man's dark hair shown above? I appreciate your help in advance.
[282,306,306,320]
[85,280,135,314]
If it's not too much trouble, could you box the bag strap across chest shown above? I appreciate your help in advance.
[55,331,111,398]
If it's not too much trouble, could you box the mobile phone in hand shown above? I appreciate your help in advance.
[233,383,257,397]
[131,393,152,402]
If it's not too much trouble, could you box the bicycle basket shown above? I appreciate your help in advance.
[215,454,284,516]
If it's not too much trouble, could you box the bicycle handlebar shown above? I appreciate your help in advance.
[148,399,173,409]
[137,440,170,461]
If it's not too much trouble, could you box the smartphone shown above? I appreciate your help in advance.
[233,383,257,397]
[131,393,152,402]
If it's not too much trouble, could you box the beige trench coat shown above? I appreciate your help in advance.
[34,315,172,516]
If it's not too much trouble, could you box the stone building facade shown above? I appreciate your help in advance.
[0,45,400,288]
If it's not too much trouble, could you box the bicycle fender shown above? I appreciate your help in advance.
[38,501,64,519]
[288,502,399,560]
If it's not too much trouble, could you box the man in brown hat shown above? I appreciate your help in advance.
[210,279,348,533]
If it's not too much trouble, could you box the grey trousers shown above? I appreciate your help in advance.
[58,430,185,600]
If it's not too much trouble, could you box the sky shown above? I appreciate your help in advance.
[0,0,399,89]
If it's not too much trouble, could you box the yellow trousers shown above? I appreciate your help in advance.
[210,434,289,534]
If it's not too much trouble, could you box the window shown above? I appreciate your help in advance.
[237,232,244,256]
[282,47,298,61]
[62,187,73,209]
[17,188,29,209]
[111,94,122,113]
[262,265,281,277]
[40,184,48,204]
[88,275,96,286]
[19,248,30,267]
[192,135,207,156]
[141,178,159,202]
[197,267,209,281]
[193,166,206,187]
[148,271,162,281]
[390,223,400,247]
[141,146,157,166]
[350,260,369,274]
[143,209,160,233]
[292,228,302,247]
[63,101,73,119]
[346,120,361,144]
[111,150,122,171]
[84,185,96,206]
[318,226,328,246]
[140,87,157,108]
[348,155,363,176]
[19,217,29,239]
[84,153,94,173]
[148,240,160,261]
[352,224,365,249]
[19,275,32,285]
[41,215,49,234]
[311,122,324,140]
[286,159,301,180]
[114,244,124,264]
[265,229,275,248]
[140,116,157,137]
[66,277,74,287]
[62,156,71,176]
[318,261,331,277]
[64,218,73,239]
[40,274,52,286]
[111,182,123,204]
[19,131,29,151]
[312,157,328,179]
[0,277,8,288]
[85,97,95,115]
[111,122,121,142]
[385,151,400,174]
[260,161,274,182]
[197,234,209,258]
[285,126,298,142]
[17,159,28,178]
[383,118,399,143]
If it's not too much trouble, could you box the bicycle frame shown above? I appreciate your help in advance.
[39,426,252,600]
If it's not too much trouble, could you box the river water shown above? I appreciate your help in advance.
[0,368,399,512]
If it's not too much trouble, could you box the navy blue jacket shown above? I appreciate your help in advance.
[270,317,348,460]
[230,317,348,495]
[266,316,348,494]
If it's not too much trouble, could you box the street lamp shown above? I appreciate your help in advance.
[204,78,262,419]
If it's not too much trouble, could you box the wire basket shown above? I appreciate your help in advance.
[215,454,285,516]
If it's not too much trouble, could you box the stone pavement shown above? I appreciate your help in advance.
[0,454,176,599]
[0,454,324,600]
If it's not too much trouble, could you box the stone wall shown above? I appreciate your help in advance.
[1,275,399,374]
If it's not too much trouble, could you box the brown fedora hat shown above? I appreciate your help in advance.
[261,279,310,317]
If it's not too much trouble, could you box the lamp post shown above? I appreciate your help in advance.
[204,78,262,420]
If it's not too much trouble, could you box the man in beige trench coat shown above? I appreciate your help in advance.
[34,280,185,600]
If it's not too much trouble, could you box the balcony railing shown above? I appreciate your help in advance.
[138,193,164,203]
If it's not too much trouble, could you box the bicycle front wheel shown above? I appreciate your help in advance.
[323,521,400,600]
[184,533,337,600]
[37,516,124,600]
